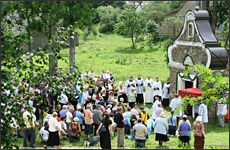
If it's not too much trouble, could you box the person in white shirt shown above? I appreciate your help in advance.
[100,70,106,80]
[162,78,170,107]
[135,74,144,104]
[131,105,139,119]
[144,75,154,104]
[89,69,95,79]
[66,107,74,138]
[217,98,227,127]
[105,70,111,81]
[81,85,89,105]
[106,104,112,114]
[44,112,60,149]
[84,70,89,79]
[38,121,49,144]
[169,94,182,126]
[57,89,69,108]
[125,76,135,96]
[199,100,208,131]
[153,77,162,101]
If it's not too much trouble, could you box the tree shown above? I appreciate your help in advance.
[114,5,144,48]
[96,6,121,33]
[174,64,229,123]
[144,20,159,47]
[58,1,95,73]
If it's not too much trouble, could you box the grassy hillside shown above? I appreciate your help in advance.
[58,34,170,86]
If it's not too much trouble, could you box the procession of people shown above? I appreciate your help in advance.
[2,69,228,149]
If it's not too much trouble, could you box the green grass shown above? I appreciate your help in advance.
[58,34,170,86]
[16,104,229,149]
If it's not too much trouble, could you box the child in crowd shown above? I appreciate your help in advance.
[38,121,49,144]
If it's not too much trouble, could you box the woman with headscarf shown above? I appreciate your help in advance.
[118,81,127,103]
[193,116,206,149]
[153,112,169,146]
[69,117,81,142]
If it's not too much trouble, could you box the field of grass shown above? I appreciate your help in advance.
[16,104,229,149]
[58,34,170,86]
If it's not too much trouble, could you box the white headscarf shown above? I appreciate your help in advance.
[119,81,123,86]
[196,116,202,122]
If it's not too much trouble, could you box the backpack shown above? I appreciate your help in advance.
[70,123,80,137]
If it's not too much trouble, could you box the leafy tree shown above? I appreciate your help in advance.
[144,20,159,47]
[58,1,95,73]
[114,5,144,48]
[174,64,229,123]
[97,6,121,33]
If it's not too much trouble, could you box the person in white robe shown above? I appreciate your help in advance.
[125,76,135,96]
[152,96,161,120]
[217,98,227,127]
[144,75,154,103]
[169,94,183,126]
[162,78,170,107]
[118,81,127,103]
[199,100,208,131]
[135,74,144,104]
[153,77,162,101]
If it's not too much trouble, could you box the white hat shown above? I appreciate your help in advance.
[73,117,79,122]
[77,105,82,110]
[107,104,112,108]
[160,112,165,117]
[183,115,187,118]
[196,116,202,122]
[46,114,51,119]
[107,70,110,73]
[120,98,124,102]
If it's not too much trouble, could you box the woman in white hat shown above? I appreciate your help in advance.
[193,116,206,149]
[153,112,169,146]
[69,117,81,143]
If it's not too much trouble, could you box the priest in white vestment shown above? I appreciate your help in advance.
[162,78,170,107]
[169,94,183,126]
[135,74,144,104]
[125,76,135,95]
[152,95,161,120]
[153,77,162,101]
[144,75,154,103]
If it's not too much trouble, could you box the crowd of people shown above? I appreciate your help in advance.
[2,69,229,149]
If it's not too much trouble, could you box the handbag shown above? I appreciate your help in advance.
[99,125,106,133]
[99,120,106,133]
